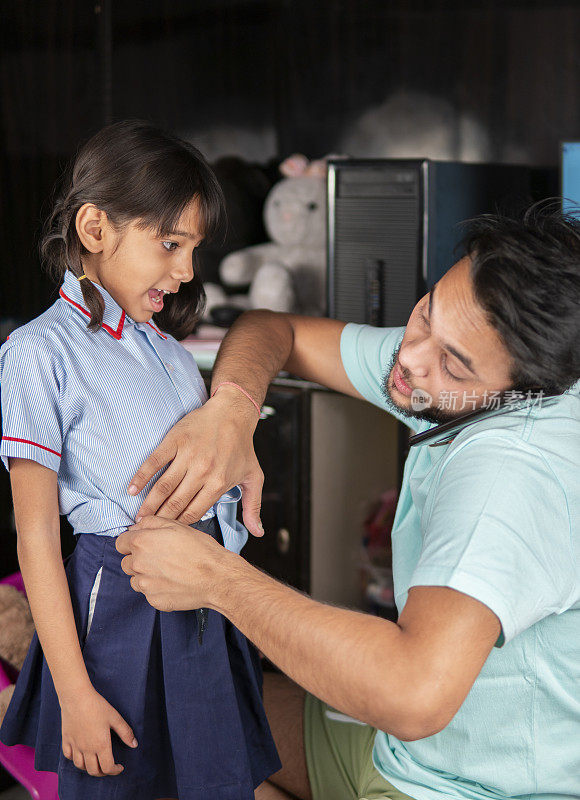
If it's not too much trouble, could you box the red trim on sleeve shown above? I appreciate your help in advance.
[2,437,61,458]
[59,289,124,340]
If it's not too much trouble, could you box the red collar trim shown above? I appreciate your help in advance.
[59,288,125,340]
[146,321,167,340]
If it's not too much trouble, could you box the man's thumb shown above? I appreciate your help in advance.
[241,475,264,537]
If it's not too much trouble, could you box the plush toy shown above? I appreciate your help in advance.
[211,154,329,317]
[0,583,34,723]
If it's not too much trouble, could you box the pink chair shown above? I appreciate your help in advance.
[0,573,59,800]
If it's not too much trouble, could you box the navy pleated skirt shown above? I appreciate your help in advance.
[0,519,281,799]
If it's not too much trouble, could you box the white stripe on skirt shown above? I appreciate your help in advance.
[86,567,103,636]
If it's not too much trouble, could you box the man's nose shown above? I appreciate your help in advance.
[399,338,431,379]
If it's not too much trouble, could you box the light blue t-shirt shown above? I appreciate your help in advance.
[341,323,580,800]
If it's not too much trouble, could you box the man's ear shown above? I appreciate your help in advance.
[75,203,108,254]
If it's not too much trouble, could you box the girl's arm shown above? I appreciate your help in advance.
[9,458,137,777]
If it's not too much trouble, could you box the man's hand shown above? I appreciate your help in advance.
[127,312,353,540]
[116,516,236,612]
[117,516,500,739]
[127,392,264,537]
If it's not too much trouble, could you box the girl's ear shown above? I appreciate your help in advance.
[75,203,107,254]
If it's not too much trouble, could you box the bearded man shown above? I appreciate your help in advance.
[118,205,580,800]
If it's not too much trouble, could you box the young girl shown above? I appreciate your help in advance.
[0,120,280,800]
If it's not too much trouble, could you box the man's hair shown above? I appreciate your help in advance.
[462,201,580,394]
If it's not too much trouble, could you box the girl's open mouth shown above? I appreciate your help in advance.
[148,288,170,311]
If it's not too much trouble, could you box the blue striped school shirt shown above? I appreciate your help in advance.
[0,270,247,553]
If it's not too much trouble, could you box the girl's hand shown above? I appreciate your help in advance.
[128,391,265,536]
[61,689,138,777]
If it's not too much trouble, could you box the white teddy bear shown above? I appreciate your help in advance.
[213,155,328,317]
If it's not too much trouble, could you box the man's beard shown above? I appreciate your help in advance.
[380,345,462,425]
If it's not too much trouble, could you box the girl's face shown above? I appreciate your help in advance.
[82,201,203,323]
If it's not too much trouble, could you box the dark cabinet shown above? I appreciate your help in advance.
[242,384,311,592]
[243,380,399,608]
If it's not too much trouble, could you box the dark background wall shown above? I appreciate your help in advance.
[0,0,578,654]
[2,0,580,327]
[0,2,578,580]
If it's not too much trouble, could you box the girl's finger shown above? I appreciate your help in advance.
[98,745,123,776]
[62,741,73,760]
[110,712,138,750]
[84,752,104,777]
[73,750,86,772]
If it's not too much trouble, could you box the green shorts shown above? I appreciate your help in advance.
[304,693,414,800]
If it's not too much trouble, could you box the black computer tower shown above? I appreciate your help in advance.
[327,158,555,327]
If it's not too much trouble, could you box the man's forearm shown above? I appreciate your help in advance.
[212,310,294,405]
[120,516,496,740]
[214,552,432,741]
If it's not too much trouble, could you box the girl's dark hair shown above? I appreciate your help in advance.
[41,119,225,339]
[462,200,580,394]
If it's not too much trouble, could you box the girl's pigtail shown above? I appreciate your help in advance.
[40,187,105,330]
[77,275,105,331]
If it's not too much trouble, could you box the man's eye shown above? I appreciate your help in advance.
[162,241,179,252]
[441,354,461,381]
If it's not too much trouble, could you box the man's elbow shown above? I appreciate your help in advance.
[375,687,456,742]
[393,715,449,742]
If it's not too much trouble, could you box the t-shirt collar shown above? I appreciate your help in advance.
[59,271,166,340]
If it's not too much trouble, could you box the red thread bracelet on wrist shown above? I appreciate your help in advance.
[211,381,262,416]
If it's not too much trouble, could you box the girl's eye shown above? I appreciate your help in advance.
[162,241,179,252]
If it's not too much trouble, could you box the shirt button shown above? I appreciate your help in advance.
[165,362,174,372]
